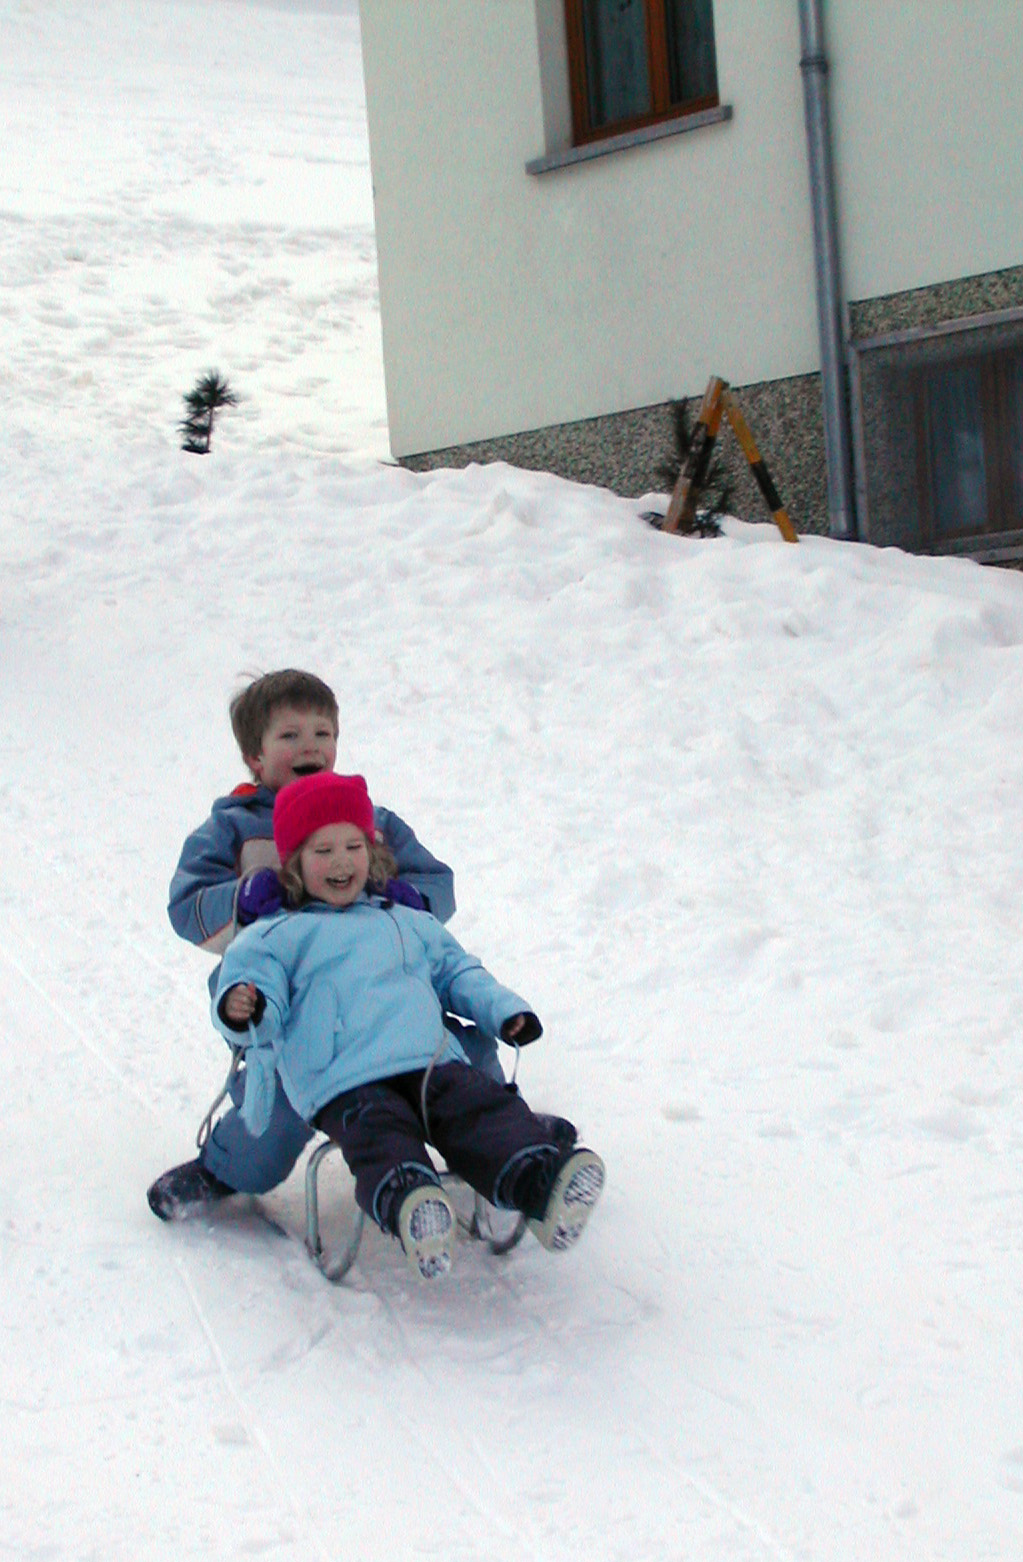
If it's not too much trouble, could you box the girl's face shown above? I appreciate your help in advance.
[298,821,370,907]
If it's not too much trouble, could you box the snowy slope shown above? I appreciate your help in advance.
[2,5,1023,1560]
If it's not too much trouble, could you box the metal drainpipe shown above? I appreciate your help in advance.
[798,0,857,540]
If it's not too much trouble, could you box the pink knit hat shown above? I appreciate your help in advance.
[273,772,375,860]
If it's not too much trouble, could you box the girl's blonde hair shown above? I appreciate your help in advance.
[279,833,398,908]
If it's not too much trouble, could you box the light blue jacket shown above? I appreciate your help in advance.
[213,896,531,1135]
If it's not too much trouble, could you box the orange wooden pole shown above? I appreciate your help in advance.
[721,391,798,543]
[661,375,727,535]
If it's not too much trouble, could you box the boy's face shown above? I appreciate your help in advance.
[299,821,370,907]
[247,704,338,792]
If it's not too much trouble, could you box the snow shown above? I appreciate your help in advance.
[2,3,1022,1559]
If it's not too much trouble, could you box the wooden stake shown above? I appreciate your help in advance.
[661,375,727,534]
[721,391,798,543]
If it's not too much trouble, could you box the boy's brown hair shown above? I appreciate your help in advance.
[230,669,339,766]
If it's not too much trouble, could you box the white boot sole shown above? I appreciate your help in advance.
[527,1149,605,1252]
[398,1186,456,1279]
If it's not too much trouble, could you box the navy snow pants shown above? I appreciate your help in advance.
[315,1062,564,1232]
[199,1025,503,1195]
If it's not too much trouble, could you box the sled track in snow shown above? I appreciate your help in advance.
[0,928,157,1114]
[173,1254,335,1562]
[478,1248,803,1562]
[367,1280,562,1562]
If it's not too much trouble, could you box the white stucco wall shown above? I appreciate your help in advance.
[827,3,1023,301]
[358,0,1023,457]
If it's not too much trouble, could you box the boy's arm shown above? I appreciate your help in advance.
[168,809,247,953]
[374,806,456,923]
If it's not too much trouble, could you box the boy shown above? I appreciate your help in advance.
[147,668,475,1220]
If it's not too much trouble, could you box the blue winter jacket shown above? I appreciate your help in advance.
[212,897,531,1135]
[168,781,455,954]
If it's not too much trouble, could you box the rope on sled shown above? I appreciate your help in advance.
[419,1034,520,1143]
[195,1044,244,1150]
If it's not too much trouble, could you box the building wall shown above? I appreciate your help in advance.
[360,1,1023,485]
[359,0,818,456]
[826,4,1023,301]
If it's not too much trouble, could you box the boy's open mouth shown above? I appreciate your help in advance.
[291,763,324,777]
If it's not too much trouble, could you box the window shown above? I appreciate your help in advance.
[565,0,719,145]
[916,348,1023,543]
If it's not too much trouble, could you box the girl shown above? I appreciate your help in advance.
[215,772,604,1279]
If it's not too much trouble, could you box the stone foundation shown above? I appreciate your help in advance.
[400,263,1023,554]
[400,372,829,534]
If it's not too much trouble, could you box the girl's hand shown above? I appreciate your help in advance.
[224,982,259,1024]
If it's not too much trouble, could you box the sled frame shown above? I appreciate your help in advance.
[304,1138,527,1284]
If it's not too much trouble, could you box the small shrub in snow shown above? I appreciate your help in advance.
[179,371,238,454]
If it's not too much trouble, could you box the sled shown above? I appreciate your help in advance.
[200,1034,529,1284]
[303,1138,527,1283]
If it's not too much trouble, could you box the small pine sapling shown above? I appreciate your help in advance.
[179,371,238,453]
[652,399,733,537]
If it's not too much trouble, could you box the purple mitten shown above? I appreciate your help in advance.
[385,878,425,911]
[236,868,284,925]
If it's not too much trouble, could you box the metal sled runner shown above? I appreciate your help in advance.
[303,1139,527,1283]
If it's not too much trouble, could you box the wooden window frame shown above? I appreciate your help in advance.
[565,0,720,147]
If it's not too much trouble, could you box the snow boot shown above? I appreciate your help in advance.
[525,1148,605,1253]
[147,1158,235,1221]
[531,1113,578,1156]
[396,1184,456,1279]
